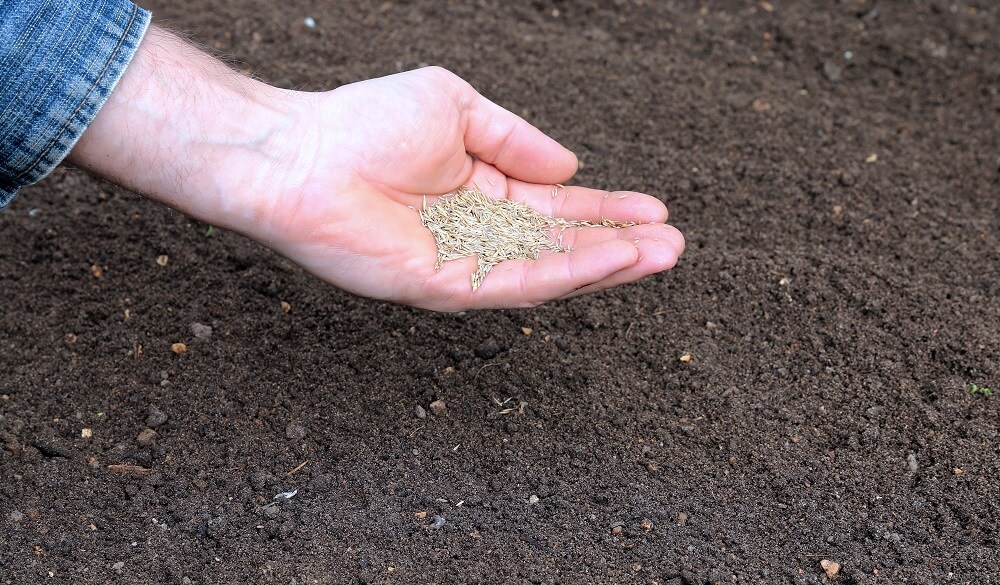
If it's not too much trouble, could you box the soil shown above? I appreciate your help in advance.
[2,1,998,584]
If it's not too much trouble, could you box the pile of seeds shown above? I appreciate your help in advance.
[419,185,632,290]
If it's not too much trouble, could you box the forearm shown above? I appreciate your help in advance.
[67,25,306,237]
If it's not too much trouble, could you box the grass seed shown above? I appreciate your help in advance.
[419,186,632,290]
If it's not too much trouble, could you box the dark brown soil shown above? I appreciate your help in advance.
[2,1,999,583]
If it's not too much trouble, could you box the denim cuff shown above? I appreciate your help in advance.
[0,0,151,206]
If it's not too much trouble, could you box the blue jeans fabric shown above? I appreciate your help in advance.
[0,0,151,207]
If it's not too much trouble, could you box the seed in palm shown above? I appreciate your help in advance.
[419,186,632,291]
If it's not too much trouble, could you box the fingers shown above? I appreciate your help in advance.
[557,232,684,300]
[433,160,669,225]
[506,180,669,224]
[412,170,683,309]
[474,239,641,308]
[547,222,683,296]
[460,86,579,185]
[470,227,682,309]
[414,164,671,228]
[555,221,683,254]
[420,223,684,310]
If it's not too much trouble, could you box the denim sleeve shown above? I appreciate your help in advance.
[0,0,151,207]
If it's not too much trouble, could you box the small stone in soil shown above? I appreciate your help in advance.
[190,322,212,341]
[528,494,539,505]
[111,561,125,572]
[820,559,841,578]
[285,422,308,440]
[9,510,24,522]
[429,515,446,530]
[822,60,842,82]
[429,400,447,416]
[146,405,169,428]
[677,512,688,526]
[137,428,157,447]
[907,453,918,473]
[414,405,427,419]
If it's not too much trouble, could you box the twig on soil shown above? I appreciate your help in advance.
[107,464,151,476]
[285,460,308,476]
[475,362,505,379]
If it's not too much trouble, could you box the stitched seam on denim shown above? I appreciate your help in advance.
[13,3,141,183]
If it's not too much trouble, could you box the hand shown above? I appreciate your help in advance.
[70,28,684,311]
[258,67,684,310]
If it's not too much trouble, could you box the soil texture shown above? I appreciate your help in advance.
[2,1,999,583]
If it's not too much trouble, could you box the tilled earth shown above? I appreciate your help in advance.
[2,1,998,583]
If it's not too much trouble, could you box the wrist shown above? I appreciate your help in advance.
[69,26,317,242]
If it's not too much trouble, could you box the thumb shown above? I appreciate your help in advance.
[459,83,579,185]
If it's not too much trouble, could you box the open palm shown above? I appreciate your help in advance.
[262,67,684,311]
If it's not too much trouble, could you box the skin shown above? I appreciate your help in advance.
[69,26,685,311]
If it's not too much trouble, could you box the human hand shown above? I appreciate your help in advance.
[254,67,684,310]
[70,28,683,311]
